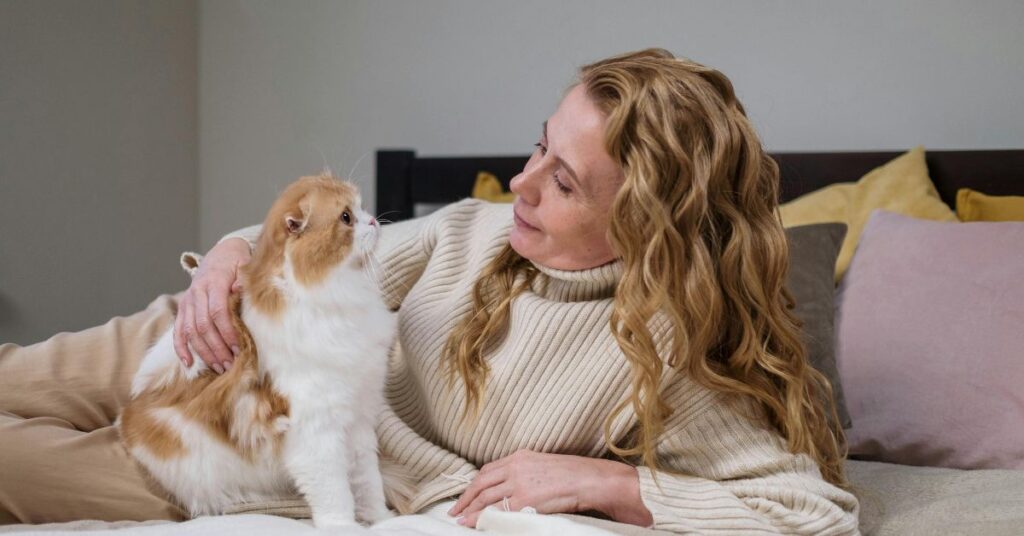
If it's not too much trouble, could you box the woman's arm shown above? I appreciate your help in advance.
[377,401,482,513]
[624,389,860,534]
[175,205,448,371]
[451,384,858,534]
[173,236,253,371]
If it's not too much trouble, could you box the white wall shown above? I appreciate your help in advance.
[3,1,1019,344]
[1,0,198,344]
[199,0,1024,247]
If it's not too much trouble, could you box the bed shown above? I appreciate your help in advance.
[5,148,1022,536]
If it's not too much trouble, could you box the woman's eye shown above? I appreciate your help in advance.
[534,142,570,195]
[553,175,571,195]
[341,211,352,225]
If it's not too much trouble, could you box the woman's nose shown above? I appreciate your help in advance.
[510,170,538,204]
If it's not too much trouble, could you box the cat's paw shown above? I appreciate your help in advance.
[312,513,360,529]
[358,506,396,525]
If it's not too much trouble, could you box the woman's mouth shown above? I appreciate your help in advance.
[513,209,539,231]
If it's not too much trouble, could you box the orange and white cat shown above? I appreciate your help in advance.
[118,174,404,528]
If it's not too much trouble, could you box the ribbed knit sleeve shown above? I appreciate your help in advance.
[372,212,441,311]
[212,205,444,310]
[377,402,478,513]
[219,224,262,249]
[178,225,263,273]
[373,205,491,511]
[634,382,859,535]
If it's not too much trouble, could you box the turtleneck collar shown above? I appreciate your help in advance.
[527,257,624,302]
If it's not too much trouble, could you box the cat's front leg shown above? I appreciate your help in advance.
[349,419,393,524]
[284,418,358,528]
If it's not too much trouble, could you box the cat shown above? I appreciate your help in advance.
[118,174,408,528]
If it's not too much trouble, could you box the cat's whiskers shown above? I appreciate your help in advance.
[363,252,382,288]
[364,250,414,296]
[346,152,371,185]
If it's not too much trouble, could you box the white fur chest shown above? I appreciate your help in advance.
[243,265,397,414]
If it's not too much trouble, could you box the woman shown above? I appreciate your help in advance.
[0,49,859,533]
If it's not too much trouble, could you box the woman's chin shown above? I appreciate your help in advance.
[509,229,537,261]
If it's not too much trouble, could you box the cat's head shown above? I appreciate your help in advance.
[250,174,378,294]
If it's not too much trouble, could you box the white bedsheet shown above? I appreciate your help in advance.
[0,500,623,536]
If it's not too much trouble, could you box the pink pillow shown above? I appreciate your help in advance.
[836,210,1024,470]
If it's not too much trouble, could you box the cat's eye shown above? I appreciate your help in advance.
[340,211,352,225]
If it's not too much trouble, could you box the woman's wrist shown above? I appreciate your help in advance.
[216,237,253,257]
[208,238,252,270]
[585,459,654,527]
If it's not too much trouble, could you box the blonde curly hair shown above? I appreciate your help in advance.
[441,48,847,487]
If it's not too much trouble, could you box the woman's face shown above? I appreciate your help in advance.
[508,85,624,271]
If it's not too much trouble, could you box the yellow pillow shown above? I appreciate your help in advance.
[779,146,957,283]
[471,171,515,203]
[956,188,1024,222]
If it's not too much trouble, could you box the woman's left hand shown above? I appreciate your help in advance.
[447,449,652,528]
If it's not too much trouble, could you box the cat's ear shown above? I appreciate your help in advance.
[284,198,312,235]
[285,214,305,234]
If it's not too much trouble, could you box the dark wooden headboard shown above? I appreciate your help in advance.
[377,149,1024,222]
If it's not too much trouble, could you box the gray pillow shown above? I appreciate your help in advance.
[785,223,851,429]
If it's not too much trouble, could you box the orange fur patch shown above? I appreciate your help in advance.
[119,403,186,459]
[121,294,289,461]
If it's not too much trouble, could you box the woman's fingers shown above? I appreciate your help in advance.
[457,485,514,528]
[207,279,239,357]
[193,284,233,373]
[449,467,507,516]
[184,293,219,373]
[173,294,191,366]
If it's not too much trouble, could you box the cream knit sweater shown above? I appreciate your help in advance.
[224,199,859,534]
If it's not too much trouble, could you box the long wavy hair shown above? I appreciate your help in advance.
[440,48,847,487]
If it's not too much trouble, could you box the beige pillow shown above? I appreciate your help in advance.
[779,146,957,282]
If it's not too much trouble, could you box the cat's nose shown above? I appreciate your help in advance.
[369,217,378,227]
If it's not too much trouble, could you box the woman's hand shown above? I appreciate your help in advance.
[174,237,251,373]
[447,449,653,528]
